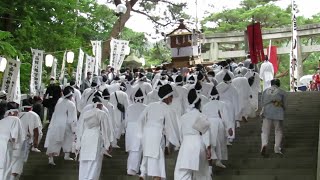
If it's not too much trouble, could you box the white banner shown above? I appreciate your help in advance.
[91,41,102,75]
[110,38,129,71]
[1,58,21,101]
[51,58,57,78]
[59,51,66,81]
[290,0,298,91]
[10,57,21,104]
[84,54,95,77]
[76,48,85,88]
[30,49,44,96]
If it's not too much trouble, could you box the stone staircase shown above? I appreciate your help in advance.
[21,92,320,180]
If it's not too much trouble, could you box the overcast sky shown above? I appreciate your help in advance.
[98,0,320,38]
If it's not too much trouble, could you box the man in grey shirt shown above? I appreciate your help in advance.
[260,79,287,156]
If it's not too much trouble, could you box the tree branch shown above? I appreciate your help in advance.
[131,8,172,27]
[144,0,186,7]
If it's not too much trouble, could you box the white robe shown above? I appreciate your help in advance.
[145,90,160,105]
[202,100,228,161]
[232,77,252,120]
[82,104,115,146]
[131,81,152,100]
[215,69,235,84]
[11,111,41,175]
[138,101,180,179]
[201,81,214,98]
[170,85,188,116]
[260,61,274,91]
[216,82,240,140]
[125,102,147,174]
[0,116,23,180]
[245,70,261,117]
[72,88,82,112]
[110,91,129,139]
[76,108,112,180]
[174,109,211,180]
[45,98,77,155]
[79,88,98,112]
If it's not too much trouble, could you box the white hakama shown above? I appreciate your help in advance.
[0,116,23,180]
[76,108,112,180]
[174,109,211,180]
[138,102,180,179]
[203,101,228,161]
[45,98,77,156]
[125,102,147,175]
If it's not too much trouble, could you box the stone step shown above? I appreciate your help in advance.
[214,175,316,180]
[214,168,314,176]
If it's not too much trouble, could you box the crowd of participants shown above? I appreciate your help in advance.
[0,55,287,180]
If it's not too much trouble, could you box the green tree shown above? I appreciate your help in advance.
[0,0,146,92]
[102,0,188,59]
[144,41,171,67]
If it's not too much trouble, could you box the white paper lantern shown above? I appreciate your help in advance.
[0,57,7,72]
[66,51,74,63]
[124,46,130,55]
[116,4,127,14]
[45,54,54,67]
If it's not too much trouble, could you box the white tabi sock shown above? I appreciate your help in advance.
[48,156,56,165]
[64,153,74,160]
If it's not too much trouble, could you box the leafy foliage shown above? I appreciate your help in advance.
[0,0,150,93]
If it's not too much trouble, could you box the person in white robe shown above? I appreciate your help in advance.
[45,87,77,165]
[125,89,147,176]
[81,92,116,151]
[171,68,179,82]
[100,89,117,147]
[76,98,113,180]
[183,75,196,91]
[202,86,230,169]
[131,73,152,101]
[151,67,162,86]
[138,84,180,180]
[197,72,214,98]
[11,102,41,179]
[216,73,240,145]
[174,89,211,180]
[243,54,252,68]
[145,81,162,105]
[98,75,109,92]
[233,64,248,78]
[171,75,188,116]
[232,76,252,127]
[194,82,210,111]
[78,78,99,112]
[215,61,235,84]
[245,63,261,117]
[0,103,23,180]
[207,71,218,87]
[69,80,82,113]
[109,82,130,140]
[260,57,274,91]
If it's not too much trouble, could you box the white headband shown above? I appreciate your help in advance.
[64,92,73,98]
[160,91,174,100]
[5,109,19,117]
[134,96,144,103]
[188,95,200,110]
[175,81,183,85]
